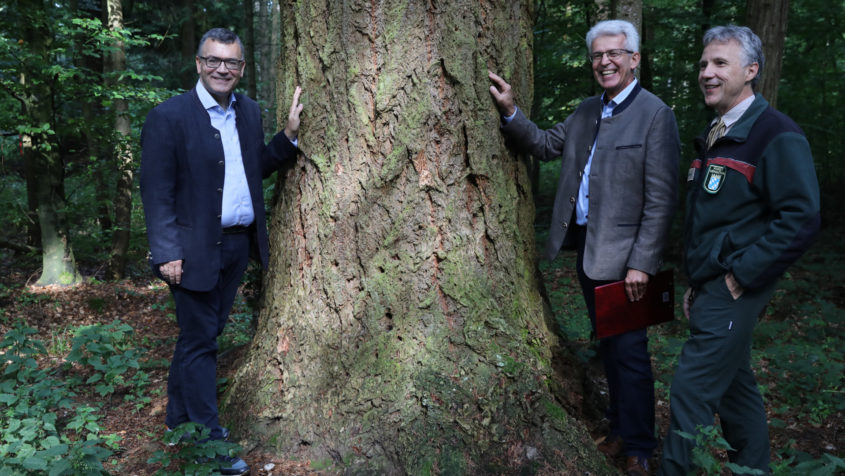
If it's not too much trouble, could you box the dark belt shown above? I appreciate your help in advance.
[222,224,252,234]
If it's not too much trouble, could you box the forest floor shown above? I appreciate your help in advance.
[0,224,842,475]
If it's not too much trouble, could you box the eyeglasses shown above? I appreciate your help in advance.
[198,56,244,71]
[588,49,634,63]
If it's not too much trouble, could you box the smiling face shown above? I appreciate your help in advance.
[590,34,640,100]
[196,39,244,108]
[698,39,758,116]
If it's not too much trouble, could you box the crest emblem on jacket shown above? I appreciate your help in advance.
[703,164,726,194]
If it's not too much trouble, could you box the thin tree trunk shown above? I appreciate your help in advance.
[225,1,609,473]
[640,5,652,90]
[746,0,788,108]
[75,0,112,234]
[243,0,258,99]
[105,0,133,280]
[22,133,40,248]
[179,0,196,88]
[614,0,642,36]
[21,0,82,286]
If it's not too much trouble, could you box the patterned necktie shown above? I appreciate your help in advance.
[706,119,726,149]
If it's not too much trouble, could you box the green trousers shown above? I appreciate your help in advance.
[658,275,776,475]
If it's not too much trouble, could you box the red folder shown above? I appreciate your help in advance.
[594,269,675,339]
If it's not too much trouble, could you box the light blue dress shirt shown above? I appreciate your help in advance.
[196,81,255,228]
[576,78,638,225]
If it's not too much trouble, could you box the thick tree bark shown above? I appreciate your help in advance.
[746,0,788,108]
[105,0,133,280]
[225,1,609,473]
[20,0,82,286]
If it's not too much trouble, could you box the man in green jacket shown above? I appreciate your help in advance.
[659,25,820,475]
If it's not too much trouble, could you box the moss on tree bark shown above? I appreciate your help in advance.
[225,1,611,473]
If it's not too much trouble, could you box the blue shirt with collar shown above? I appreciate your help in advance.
[502,78,639,225]
[577,78,638,225]
[196,80,255,228]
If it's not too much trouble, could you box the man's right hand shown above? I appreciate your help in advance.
[682,287,692,319]
[284,86,304,142]
[488,71,516,117]
[159,260,183,285]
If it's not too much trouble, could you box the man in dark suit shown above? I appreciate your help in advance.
[488,20,679,476]
[140,27,303,475]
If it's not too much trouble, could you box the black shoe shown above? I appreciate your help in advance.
[216,455,249,475]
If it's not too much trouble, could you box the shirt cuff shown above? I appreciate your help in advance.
[502,107,519,124]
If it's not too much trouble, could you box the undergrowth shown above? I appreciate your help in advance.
[544,224,845,474]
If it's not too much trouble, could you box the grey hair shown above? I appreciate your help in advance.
[586,20,640,53]
[703,25,764,87]
[196,28,244,59]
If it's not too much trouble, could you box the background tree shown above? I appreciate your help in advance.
[746,0,789,108]
[224,0,608,473]
[13,0,83,286]
[104,0,133,279]
[243,0,258,99]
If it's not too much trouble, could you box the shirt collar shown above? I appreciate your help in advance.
[195,79,236,111]
[715,94,755,128]
[602,78,638,107]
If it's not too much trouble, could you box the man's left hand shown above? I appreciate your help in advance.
[624,268,649,302]
[284,86,304,141]
[725,272,744,300]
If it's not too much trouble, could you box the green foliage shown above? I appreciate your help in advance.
[217,296,256,355]
[0,322,115,475]
[148,422,243,476]
[675,424,765,475]
[0,1,173,272]
[772,442,845,476]
[532,1,596,129]
[65,320,151,404]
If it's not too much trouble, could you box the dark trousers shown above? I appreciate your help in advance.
[574,225,657,457]
[165,232,250,440]
[659,275,776,475]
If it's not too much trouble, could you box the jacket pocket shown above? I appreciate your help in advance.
[616,144,643,150]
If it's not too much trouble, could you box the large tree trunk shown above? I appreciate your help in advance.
[746,0,788,108]
[20,0,82,286]
[225,1,608,473]
[105,0,133,280]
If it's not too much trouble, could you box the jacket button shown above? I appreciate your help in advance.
[216,241,222,245]
[217,188,223,193]
[218,161,224,166]
[214,133,220,139]
[569,196,576,204]
[561,222,568,229]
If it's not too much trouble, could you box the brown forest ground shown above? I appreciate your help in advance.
[0,244,841,475]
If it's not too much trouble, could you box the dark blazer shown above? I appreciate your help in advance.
[502,85,679,280]
[140,88,297,291]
